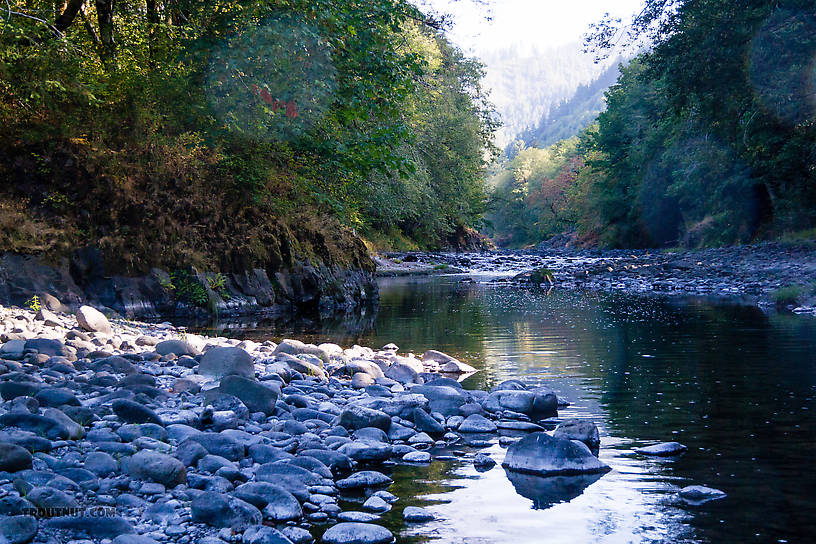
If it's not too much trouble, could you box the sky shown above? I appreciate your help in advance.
[421,0,644,54]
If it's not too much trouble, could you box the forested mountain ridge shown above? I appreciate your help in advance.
[514,61,620,152]
[478,43,616,146]
[487,0,816,249]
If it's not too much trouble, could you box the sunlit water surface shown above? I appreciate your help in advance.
[197,274,816,544]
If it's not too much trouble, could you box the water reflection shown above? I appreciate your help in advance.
[196,275,816,543]
[504,469,606,509]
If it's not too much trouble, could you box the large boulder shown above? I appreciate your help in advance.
[458,413,497,433]
[155,340,198,357]
[410,385,468,416]
[553,419,600,455]
[233,483,302,522]
[411,408,444,435]
[0,381,41,400]
[343,360,385,379]
[484,389,557,419]
[385,363,419,384]
[0,413,70,440]
[187,432,244,461]
[298,449,353,476]
[24,338,70,358]
[76,305,113,335]
[42,408,84,439]
[484,390,535,414]
[336,471,392,490]
[274,339,330,366]
[354,394,429,419]
[112,399,163,425]
[26,487,78,510]
[126,450,186,486]
[274,352,327,380]
[218,375,278,416]
[0,515,37,544]
[191,492,262,530]
[199,347,254,379]
[254,464,319,502]
[0,442,33,472]
[531,388,559,417]
[502,432,610,476]
[337,405,391,431]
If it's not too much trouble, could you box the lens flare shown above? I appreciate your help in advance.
[205,15,337,141]
[748,9,816,126]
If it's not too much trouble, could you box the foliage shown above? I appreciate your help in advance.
[170,271,209,307]
[486,136,586,247]
[490,0,816,249]
[772,285,808,307]
[207,273,231,300]
[25,295,41,312]
[0,0,496,264]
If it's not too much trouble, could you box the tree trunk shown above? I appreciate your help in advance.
[95,0,115,63]
[146,0,158,24]
[54,0,86,32]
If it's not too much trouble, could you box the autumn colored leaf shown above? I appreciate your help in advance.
[260,88,274,104]
[286,101,298,118]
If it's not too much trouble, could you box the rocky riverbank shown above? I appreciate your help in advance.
[0,248,377,321]
[0,302,725,544]
[382,243,816,313]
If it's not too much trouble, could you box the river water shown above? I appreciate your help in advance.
[202,272,816,544]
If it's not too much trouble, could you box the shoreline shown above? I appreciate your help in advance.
[0,302,635,544]
[379,242,816,313]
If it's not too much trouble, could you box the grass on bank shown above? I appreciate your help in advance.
[772,284,816,307]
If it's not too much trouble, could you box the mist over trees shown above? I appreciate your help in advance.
[478,43,617,147]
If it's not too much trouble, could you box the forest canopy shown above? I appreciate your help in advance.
[489,0,816,248]
[0,0,498,269]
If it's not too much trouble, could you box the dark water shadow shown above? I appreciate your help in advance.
[504,468,606,509]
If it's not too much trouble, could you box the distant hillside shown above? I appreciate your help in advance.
[515,61,621,150]
[478,43,616,146]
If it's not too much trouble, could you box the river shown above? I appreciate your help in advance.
[196,271,816,544]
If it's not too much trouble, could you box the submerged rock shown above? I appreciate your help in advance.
[403,506,434,522]
[502,432,610,476]
[321,522,393,544]
[678,485,726,504]
[635,442,687,457]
